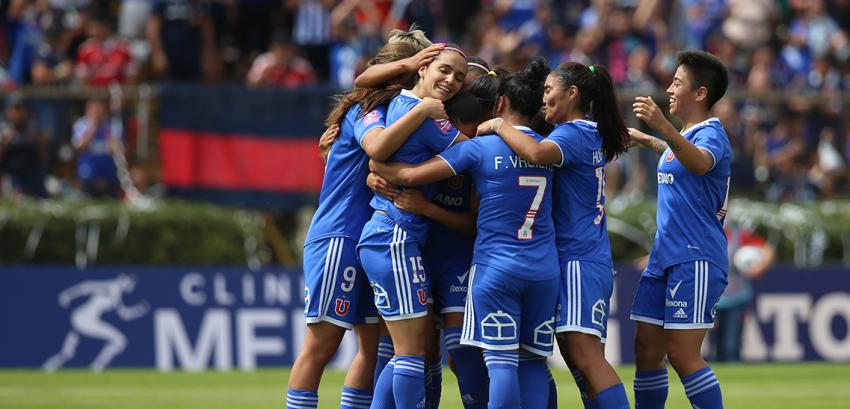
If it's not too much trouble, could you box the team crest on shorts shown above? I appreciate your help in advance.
[417,288,428,305]
[335,299,350,316]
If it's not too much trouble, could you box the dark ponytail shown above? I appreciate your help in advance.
[551,63,629,162]
[498,57,550,120]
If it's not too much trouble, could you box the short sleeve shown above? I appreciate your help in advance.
[542,124,580,167]
[692,126,729,171]
[354,105,387,146]
[71,119,87,145]
[421,118,460,154]
[437,139,481,176]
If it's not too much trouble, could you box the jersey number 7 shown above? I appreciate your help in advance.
[517,176,547,240]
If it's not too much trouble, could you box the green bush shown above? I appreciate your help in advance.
[2,198,847,266]
[0,199,264,265]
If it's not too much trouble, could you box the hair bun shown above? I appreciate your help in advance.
[521,57,550,84]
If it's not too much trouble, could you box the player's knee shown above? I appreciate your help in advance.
[634,335,665,365]
[563,338,602,372]
[664,342,700,371]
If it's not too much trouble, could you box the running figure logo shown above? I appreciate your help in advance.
[43,274,148,372]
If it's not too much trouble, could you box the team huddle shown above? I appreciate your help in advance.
[288,28,731,409]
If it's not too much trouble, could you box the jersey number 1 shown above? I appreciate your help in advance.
[517,176,547,240]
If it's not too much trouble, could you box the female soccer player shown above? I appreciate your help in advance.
[478,62,631,408]
[287,37,448,409]
[370,58,559,409]
[628,50,731,409]
[356,44,468,409]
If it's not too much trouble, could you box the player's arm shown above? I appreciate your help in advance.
[369,156,455,186]
[633,96,714,175]
[360,97,446,161]
[354,44,444,88]
[393,188,476,236]
[628,128,668,155]
[478,118,561,164]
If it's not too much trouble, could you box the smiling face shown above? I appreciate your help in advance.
[667,65,704,117]
[416,51,467,101]
[542,73,575,124]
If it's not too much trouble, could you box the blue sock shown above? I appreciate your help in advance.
[518,351,550,409]
[426,361,443,409]
[682,366,723,409]
[633,369,668,409]
[340,386,372,409]
[444,328,488,409]
[595,383,630,409]
[286,389,318,409]
[570,367,592,408]
[375,337,394,387]
[547,366,558,409]
[371,357,396,409]
[483,350,519,409]
[393,355,425,409]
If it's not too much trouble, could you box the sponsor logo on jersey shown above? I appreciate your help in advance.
[363,110,381,126]
[670,281,683,298]
[658,172,675,184]
[673,308,688,319]
[666,150,675,162]
[335,299,350,316]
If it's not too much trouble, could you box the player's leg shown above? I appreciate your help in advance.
[73,315,127,372]
[518,274,559,409]
[664,260,727,409]
[557,261,629,408]
[436,263,488,409]
[375,320,394,386]
[359,221,431,409]
[461,264,522,409]
[340,278,380,409]
[630,271,670,409]
[42,331,80,372]
[424,310,442,409]
[288,237,357,408]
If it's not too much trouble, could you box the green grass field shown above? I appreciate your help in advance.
[1,364,849,408]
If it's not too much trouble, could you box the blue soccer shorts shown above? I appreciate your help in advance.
[630,259,728,329]
[460,263,559,356]
[555,260,615,342]
[428,255,473,314]
[302,236,378,329]
[357,213,430,321]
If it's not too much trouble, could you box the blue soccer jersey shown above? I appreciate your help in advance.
[438,127,558,280]
[305,105,387,245]
[369,89,460,243]
[542,119,612,266]
[424,174,475,267]
[648,117,732,272]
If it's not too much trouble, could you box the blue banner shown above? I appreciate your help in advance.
[1,265,848,370]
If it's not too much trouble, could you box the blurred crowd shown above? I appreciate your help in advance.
[0,0,848,201]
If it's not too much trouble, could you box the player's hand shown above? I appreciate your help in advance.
[477,118,503,135]
[393,188,430,215]
[417,97,447,120]
[627,128,653,149]
[319,125,340,162]
[367,172,400,200]
[633,96,668,131]
[402,44,445,71]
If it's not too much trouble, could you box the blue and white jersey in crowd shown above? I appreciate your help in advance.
[438,127,558,280]
[369,89,460,243]
[305,105,387,245]
[542,119,612,266]
[423,174,476,267]
[649,117,732,272]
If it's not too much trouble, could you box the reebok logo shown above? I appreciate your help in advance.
[457,269,470,284]
[674,308,688,319]
[670,281,682,298]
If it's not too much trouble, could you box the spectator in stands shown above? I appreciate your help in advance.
[31,28,73,86]
[0,93,47,198]
[293,0,334,81]
[711,225,775,362]
[75,16,136,86]
[72,98,119,198]
[118,0,154,66]
[246,30,316,88]
[147,0,219,82]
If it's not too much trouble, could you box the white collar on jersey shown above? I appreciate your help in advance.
[513,125,532,132]
[679,117,720,136]
[570,119,597,127]
[400,89,421,100]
